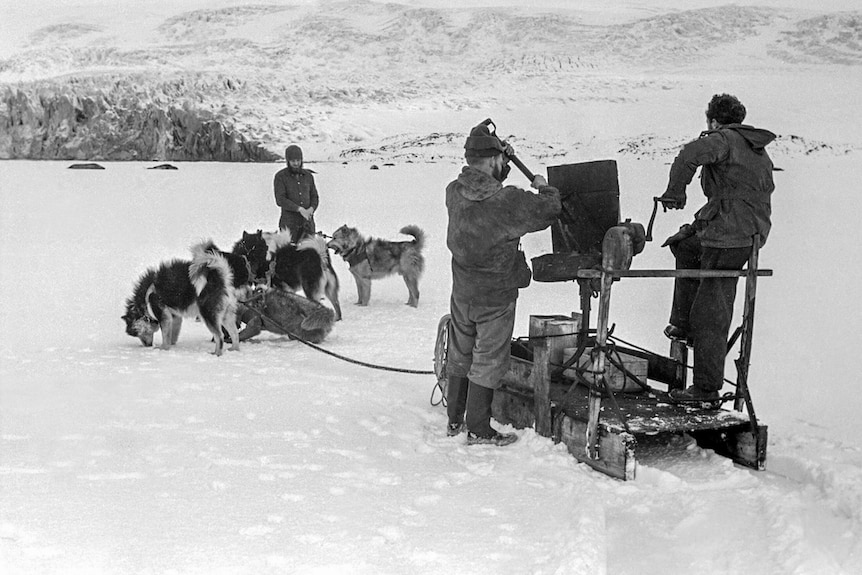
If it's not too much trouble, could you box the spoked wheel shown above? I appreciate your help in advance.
[431,314,451,406]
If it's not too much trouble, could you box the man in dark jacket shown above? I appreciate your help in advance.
[274,145,319,241]
[659,94,775,405]
[445,122,561,446]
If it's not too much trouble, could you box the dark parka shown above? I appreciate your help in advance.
[662,124,776,249]
[274,167,319,233]
[447,166,561,306]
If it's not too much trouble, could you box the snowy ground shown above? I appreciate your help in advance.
[2,0,862,573]
[1,156,860,574]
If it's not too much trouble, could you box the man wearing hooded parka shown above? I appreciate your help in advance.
[659,93,776,404]
[445,122,561,446]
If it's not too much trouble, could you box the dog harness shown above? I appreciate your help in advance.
[343,242,371,270]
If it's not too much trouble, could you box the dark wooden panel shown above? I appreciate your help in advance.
[555,415,636,480]
[547,160,620,255]
[693,425,768,471]
[531,252,602,283]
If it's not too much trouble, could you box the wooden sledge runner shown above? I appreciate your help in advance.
[435,159,771,480]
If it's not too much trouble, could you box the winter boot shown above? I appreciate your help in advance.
[465,382,518,447]
[668,385,721,409]
[446,375,469,437]
[466,430,518,447]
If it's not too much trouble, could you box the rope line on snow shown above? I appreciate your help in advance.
[251,308,435,375]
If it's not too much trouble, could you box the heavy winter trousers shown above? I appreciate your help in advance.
[670,235,751,392]
[446,297,516,436]
[446,297,516,390]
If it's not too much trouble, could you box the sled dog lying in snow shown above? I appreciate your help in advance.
[122,251,240,356]
[327,224,425,307]
[263,230,342,321]
[232,287,336,344]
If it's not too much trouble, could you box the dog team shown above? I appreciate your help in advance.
[123,189,426,355]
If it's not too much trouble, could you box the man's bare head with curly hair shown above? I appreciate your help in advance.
[706,94,747,125]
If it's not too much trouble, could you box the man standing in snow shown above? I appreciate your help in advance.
[445,122,561,446]
[659,94,775,405]
[274,144,319,241]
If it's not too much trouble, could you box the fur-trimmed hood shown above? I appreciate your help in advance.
[453,166,503,201]
[446,166,561,306]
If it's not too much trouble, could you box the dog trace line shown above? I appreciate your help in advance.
[252,306,434,375]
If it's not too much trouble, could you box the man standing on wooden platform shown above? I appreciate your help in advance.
[444,121,561,446]
[658,94,776,405]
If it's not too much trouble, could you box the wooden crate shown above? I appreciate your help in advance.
[562,347,648,392]
[529,314,581,367]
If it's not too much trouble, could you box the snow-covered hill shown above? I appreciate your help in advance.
[1,1,860,160]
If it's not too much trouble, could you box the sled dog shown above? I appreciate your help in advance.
[232,287,336,344]
[265,230,342,321]
[327,224,425,307]
[122,251,240,356]
[191,239,253,298]
[231,230,269,284]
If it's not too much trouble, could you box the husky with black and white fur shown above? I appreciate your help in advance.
[264,229,342,321]
[191,239,253,298]
[122,250,240,356]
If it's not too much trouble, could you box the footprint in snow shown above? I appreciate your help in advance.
[358,417,392,437]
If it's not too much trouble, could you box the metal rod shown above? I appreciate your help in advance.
[577,269,773,279]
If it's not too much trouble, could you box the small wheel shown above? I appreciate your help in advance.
[432,314,451,403]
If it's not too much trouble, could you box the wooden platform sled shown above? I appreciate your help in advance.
[435,159,772,480]
[489,250,770,479]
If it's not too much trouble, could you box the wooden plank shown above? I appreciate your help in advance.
[531,341,552,437]
[492,385,536,430]
[495,383,637,480]
[585,270,614,459]
[615,345,679,386]
[577,269,773,279]
[494,374,765,480]
[555,414,636,480]
[692,425,768,471]
[553,384,749,435]
[735,237,761,417]
[529,314,579,369]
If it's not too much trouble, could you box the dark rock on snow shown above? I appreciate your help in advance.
[68,163,105,169]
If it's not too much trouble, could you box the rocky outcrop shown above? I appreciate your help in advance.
[0,87,279,162]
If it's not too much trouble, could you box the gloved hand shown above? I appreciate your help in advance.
[658,195,686,210]
[661,224,695,247]
[532,175,548,189]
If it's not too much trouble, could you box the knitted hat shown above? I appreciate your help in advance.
[464,124,506,158]
[285,145,303,162]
